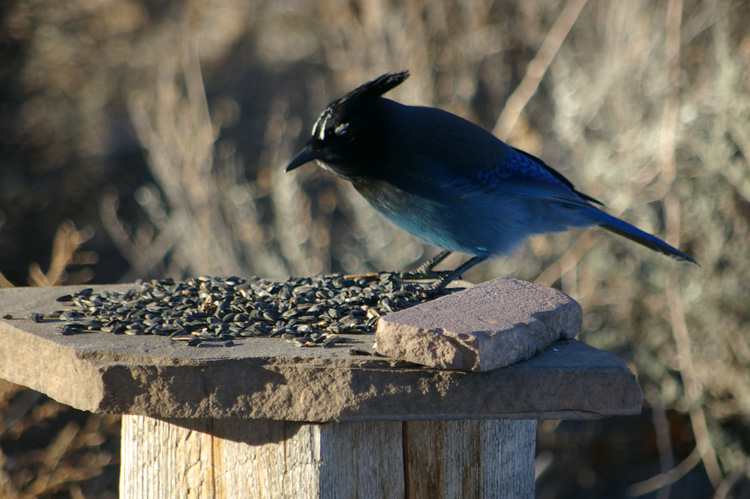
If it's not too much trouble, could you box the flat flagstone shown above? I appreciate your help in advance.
[376,278,581,371]
[0,283,640,421]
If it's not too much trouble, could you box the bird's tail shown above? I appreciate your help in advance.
[586,209,698,264]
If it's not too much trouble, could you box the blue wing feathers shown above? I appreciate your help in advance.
[473,148,604,206]
[470,148,696,263]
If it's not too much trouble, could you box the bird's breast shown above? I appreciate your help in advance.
[351,175,497,257]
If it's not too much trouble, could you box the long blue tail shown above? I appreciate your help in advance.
[588,209,697,264]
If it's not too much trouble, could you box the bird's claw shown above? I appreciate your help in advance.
[397,269,452,281]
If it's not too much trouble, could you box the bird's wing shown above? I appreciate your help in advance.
[384,103,602,208]
[466,147,603,207]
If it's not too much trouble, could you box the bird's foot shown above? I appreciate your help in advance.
[424,256,488,293]
[400,250,452,280]
[398,269,452,281]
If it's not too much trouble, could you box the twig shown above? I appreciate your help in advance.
[493,0,589,141]
[0,271,13,288]
[645,385,676,499]
[667,273,723,487]
[99,190,149,275]
[714,456,750,499]
[269,99,312,276]
[661,0,723,488]
[27,220,92,287]
[627,447,702,497]
[124,19,244,277]
[99,188,183,280]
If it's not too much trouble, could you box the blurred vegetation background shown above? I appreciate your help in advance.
[1,0,748,497]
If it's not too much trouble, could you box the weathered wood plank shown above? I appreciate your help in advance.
[120,416,534,499]
[121,416,406,499]
[404,420,535,499]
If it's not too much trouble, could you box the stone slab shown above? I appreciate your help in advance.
[0,284,641,422]
[376,278,581,371]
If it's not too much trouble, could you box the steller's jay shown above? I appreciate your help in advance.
[286,70,697,287]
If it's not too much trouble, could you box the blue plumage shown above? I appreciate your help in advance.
[286,71,696,285]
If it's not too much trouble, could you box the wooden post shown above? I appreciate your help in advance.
[120,417,535,499]
[0,283,642,499]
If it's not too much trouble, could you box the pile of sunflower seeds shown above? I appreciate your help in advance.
[33,273,446,348]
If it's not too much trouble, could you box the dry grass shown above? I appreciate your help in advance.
[0,217,108,497]
[0,220,94,288]
[2,0,749,496]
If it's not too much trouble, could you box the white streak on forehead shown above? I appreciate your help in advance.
[312,109,333,141]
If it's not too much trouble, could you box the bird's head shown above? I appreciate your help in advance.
[286,71,409,178]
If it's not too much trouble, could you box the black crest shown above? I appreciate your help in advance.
[311,71,409,141]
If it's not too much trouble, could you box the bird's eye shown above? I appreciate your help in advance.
[334,123,350,136]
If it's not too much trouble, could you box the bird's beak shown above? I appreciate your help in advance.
[285,145,319,172]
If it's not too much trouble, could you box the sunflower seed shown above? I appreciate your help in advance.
[41,272,451,347]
